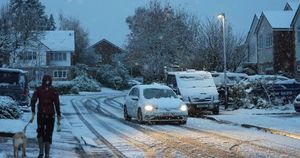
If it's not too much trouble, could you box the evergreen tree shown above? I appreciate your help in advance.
[47,14,56,30]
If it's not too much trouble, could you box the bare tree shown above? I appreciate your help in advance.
[126,1,202,81]
[58,13,90,65]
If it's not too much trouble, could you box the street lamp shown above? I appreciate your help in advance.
[218,13,228,109]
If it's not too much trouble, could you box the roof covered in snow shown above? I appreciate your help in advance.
[40,31,75,52]
[284,1,300,11]
[262,11,295,29]
[0,68,27,73]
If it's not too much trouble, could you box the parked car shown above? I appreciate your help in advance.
[127,79,142,87]
[166,70,219,115]
[0,68,29,107]
[124,84,188,124]
[245,75,300,104]
[294,94,300,112]
[211,72,248,88]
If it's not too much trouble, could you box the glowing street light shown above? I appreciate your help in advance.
[218,13,228,109]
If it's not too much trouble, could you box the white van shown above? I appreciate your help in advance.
[166,70,219,115]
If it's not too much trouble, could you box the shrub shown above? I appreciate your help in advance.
[73,76,101,92]
[0,96,22,119]
[96,64,130,89]
[52,81,79,95]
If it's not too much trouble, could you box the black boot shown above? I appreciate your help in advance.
[45,142,51,158]
[38,137,44,158]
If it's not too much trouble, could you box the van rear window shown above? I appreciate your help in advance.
[0,72,19,84]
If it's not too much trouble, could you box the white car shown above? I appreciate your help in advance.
[124,84,188,124]
[293,94,300,113]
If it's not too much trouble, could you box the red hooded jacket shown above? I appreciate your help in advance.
[31,75,61,117]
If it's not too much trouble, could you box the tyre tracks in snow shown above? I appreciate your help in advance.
[71,98,127,158]
[101,95,300,158]
[91,96,238,158]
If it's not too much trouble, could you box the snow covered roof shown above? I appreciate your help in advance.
[40,31,75,52]
[284,1,300,11]
[262,11,294,29]
[0,68,27,73]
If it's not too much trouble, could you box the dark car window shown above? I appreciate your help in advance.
[0,71,20,85]
[143,88,177,99]
[129,88,139,97]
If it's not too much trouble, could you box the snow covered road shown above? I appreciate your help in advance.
[1,90,300,158]
[68,92,300,158]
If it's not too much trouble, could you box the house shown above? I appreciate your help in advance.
[9,30,75,81]
[255,11,295,75]
[244,1,300,77]
[86,39,124,65]
[245,14,260,64]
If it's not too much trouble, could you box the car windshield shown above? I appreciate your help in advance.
[0,72,19,85]
[177,74,214,88]
[143,88,177,99]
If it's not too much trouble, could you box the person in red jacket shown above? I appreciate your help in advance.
[30,75,61,158]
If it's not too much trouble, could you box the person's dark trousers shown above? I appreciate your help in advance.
[37,113,55,157]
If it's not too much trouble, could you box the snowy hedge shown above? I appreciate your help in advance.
[52,81,79,95]
[95,64,130,89]
[0,96,22,119]
[72,76,101,92]
[52,76,101,95]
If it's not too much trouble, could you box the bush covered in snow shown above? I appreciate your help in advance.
[52,81,79,95]
[52,76,101,94]
[226,80,274,110]
[0,96,22,119]
[95,64,130,89]
[72,76,101,92]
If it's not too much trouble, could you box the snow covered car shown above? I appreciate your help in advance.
[293,94,300,112]
[166,70,219,115]
[123,84,188,124]
[127,79,142,87]
[0,68,29,107]
[211,72,248,88]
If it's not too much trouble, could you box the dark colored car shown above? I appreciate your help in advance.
[0,68,29,107]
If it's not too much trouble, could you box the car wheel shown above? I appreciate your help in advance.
[212,107,219,115]
[124,105,131,121]
[188,106,197,116]
[137,108,144,124]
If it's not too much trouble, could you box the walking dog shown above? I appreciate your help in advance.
[13,121,30,158]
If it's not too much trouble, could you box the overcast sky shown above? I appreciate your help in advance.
[0,0,296,47]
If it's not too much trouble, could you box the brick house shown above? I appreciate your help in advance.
[86,39,124,66]
[244,1,300,77]
[9,31,75,81]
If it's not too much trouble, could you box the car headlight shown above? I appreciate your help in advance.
[144,104,154,111]
[180,104,188,111]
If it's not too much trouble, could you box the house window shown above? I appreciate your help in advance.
[20,51,37,60]
[258,35,264,48]
[49,52,67,61]
[265,33,272,47]
[53,70,68,79]
[297,27,300,44]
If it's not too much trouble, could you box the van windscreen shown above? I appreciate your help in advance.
[177,74,214,88]
[0,71,19,85]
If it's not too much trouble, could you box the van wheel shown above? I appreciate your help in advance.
[212,107,219,115]
[188,106,199,116]
[124,105,131,121]
[137,108,144,124]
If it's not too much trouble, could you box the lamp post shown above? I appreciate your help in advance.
[218,13,228,109]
